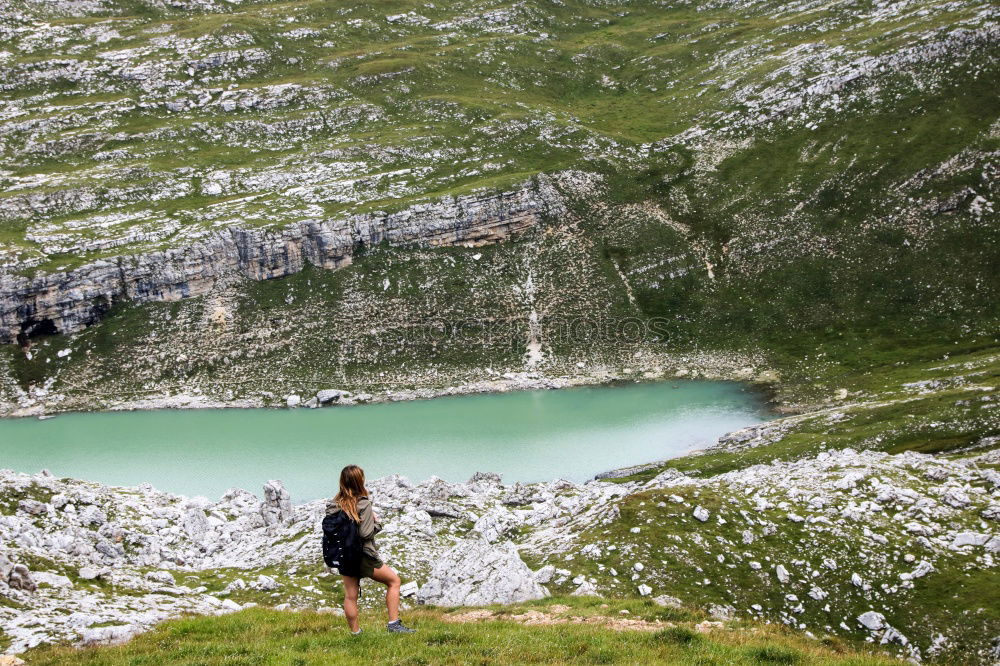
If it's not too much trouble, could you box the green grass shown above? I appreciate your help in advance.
[559,472,997,662]
[4,0,995,261]
[607,340,1000,482]
[24,600,900,665]
[0,481,55,515]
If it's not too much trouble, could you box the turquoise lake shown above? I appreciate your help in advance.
[0,381,771,501]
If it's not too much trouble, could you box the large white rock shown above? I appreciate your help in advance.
[533,564,555,584]
[472,506,518,543]
[858,611,886,631]
[79,625,141,647]
[0,551,12,582]
[316,389,351,405]
[261,480,292,525]
[32,572,73,589]
[951,532,989,549]
[417,538,545,606]
[254,575,280,591]
[384,508,434,537]
[182,508,210,539]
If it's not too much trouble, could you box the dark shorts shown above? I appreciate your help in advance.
[358,554,383,579]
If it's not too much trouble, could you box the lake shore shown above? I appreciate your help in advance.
[0,379,772,499]
[0,349,783,419]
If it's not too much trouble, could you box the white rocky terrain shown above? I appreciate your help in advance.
[1,0,996,415]
[1,0,998,662]
[2,435,997,662]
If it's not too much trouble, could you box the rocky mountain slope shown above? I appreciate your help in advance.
[1,0,998,412]
[2,434,997,661]
[2,346,998,661]
[1,0,999,662]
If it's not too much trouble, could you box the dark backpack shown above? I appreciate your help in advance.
[322,510,363,576]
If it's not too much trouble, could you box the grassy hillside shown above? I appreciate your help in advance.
[1,0,998,661]
[24,598,900,665]
[1,0,998,410]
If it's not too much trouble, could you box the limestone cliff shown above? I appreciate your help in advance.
[0,177,563,343]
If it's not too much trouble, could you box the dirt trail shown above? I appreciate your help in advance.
[443,607,726,634]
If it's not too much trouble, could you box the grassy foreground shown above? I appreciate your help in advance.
[25,598,899,665]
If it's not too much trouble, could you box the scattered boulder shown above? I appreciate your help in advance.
[261,480,292,525]
[693,506,710,522]
[254,575,280,591]
[467,471,503,490]
[900,561,934,580]
[417,500,466,519]
[645,468,688,488]
[79,624,141,646]
[385,508,434,537]
[0,551,13,581]
[653,595,683,608]
[808,585,828,600]
[316,389,351,405]
[94,539,122,561]
[78,566,101,580]
[317,606,346,616]
[951,532,989,549]
[501,483,535,507]
[222,578,247,594]
[709,604,736,620]
[8,564,36,592]
[18,499,47,515]
[400,581,419,598]
[695,621,723,633]
[32,572,73,589]
[78,505,107,527]
[182,508,210,539]
[417,539,545,606]
[145,570,174,585]
[941,488,971,508]
[472,506,518,543]
[858,611,886,632]
[533,565,555,584]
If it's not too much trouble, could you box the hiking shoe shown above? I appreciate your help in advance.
[387,620,416,633]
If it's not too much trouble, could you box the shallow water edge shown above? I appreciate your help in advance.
[0,379,774,501]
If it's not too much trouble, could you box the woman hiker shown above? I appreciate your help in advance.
[327,464,416,634]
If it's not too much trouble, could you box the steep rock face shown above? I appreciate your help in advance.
[0,177,564,343]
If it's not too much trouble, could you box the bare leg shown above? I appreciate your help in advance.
[370,565,401,623]
[341,575,360,632]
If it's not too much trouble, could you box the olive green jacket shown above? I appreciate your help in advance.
[326,496,383,562]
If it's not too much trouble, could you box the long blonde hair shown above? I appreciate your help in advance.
[335,465,367,523]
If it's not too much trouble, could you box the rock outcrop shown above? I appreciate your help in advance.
[416,538,546,606]
[0,178,565,344]
[260,480,292,526]
[1,444,998,660]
